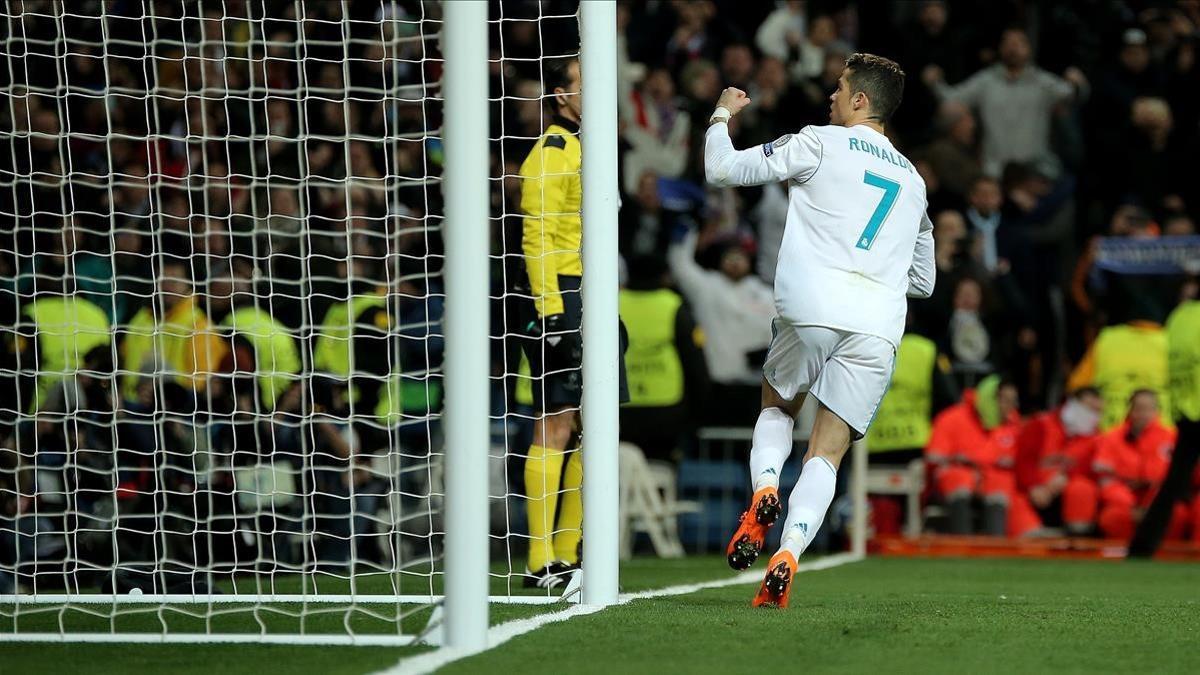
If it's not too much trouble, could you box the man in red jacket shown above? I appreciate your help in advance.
[1093,390,1182,540]
[1015,387,1104,534]
[926,376,1038,535]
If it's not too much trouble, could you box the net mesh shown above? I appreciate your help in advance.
[0,0,480,642]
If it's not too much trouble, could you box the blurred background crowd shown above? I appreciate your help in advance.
[1,0,1199,590]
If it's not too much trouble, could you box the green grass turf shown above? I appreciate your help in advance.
[445,557,1200,674]
[5,557,1200,674]
[0,555,737,674]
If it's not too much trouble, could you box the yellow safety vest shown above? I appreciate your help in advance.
[1166,301,1200,423]
[619,289,685,408]
[221,308,301,410]
[866,333,935,453]
[23,296,111,412]
[1093,324,1170,430]
[121,297,227,401]
[314,295,441,423]
[314,295,387,375]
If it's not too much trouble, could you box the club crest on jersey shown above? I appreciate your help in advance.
[762,133,792,157]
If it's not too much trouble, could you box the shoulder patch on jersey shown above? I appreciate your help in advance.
[544,134,567,150]
[762,133,793,158]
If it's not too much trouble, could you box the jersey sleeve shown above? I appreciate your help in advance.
[704,123,822,187]
[906,211,936,298]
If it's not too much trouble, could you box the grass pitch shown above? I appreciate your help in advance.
[4,556,1200,673]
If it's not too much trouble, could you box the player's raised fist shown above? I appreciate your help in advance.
[716,87,751,116]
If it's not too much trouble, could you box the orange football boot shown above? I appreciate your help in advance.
[725,486,782,570]
[752,549,798,608]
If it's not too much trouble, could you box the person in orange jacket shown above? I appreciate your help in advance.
[1015,387,1104,534]
[926,375,1039,536]
[1093,390,1183,540]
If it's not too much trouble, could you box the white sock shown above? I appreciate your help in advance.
[749,407,795,491]
[780,456,837,559]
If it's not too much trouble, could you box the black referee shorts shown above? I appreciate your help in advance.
[510,274,629,413]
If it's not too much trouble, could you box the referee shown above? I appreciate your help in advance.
[1128,293,1200,557]
[511,57,596,588]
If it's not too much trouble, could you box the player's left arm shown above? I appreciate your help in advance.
[906,212,936,298]
[703,87,821,187]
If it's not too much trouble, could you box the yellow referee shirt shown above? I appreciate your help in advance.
[520,116,582,318]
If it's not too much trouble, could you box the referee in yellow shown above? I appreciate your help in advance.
[513,57,625,588]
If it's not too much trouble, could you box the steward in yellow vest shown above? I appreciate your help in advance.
[20,295,112,413]
[122,297,226,400]
[1166,300,1200,425]
[314,292,444,428]
[1068,321,1169,430]
[866,332,939,457]
[221,306,301,411]
[618,255,710,462]
[1129,298,1200,557]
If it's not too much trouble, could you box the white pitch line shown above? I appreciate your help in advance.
[387,552,862,675]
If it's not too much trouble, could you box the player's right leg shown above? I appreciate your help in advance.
[725,381,801,569]
[754,402,849,608]
[727,320,821,571]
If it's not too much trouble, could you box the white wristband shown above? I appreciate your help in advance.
[709,106,731,124]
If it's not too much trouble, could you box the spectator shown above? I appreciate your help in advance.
[1121,97,1187,214]
[719,43,756,90]
[741,57,796,142]
[964,176,1004,274]
[623,68,691,194]
[924,27,1089,177]
[662,1,723,74]
[667,227,774,423]
[754,2,810,78]
[997,162,1076,407]
[942,275,994,383]
[916,101,981,203]
[1090,28,1164,142]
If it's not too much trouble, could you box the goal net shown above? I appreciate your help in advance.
[0,0,582,645]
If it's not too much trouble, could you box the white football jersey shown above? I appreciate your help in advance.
[705,122,935,348]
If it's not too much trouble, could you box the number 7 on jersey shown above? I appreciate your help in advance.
[856,171,901,250]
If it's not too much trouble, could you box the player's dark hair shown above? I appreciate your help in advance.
[844,53,905,123]
[1071,386,1101,400]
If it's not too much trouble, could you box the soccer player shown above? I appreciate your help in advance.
[512,57,628,588]
[705,53,935,607]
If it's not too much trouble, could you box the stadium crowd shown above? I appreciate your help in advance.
[1,1,1199,591]
[603,0,1199,543]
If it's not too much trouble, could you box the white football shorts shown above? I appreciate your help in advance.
[762,319,897,439]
